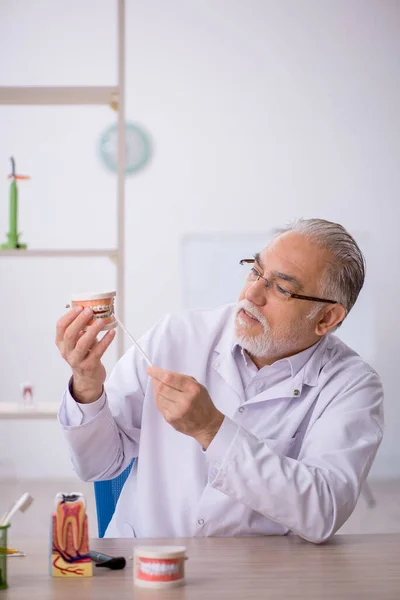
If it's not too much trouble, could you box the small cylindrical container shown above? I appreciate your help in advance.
[0,524,10,590]
[70,291,117,331]
[133,546,187,589]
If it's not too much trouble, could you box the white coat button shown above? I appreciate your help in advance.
[255,381,262,391]
[198,519,205,526]
[238,406,245,413]
[293,389,300,397]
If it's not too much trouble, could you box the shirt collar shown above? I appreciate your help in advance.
[232,339,321,378]
[214,307,331,389]
[286,339,323,378]
[214,316,328,389]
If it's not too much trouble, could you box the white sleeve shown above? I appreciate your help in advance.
[206,370,384,544]
[58,378,106,426]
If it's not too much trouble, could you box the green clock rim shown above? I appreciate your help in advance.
[98,122,151,175]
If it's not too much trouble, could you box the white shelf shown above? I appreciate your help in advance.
[0,86,118,106]
[0,403,58,419]
[0,249,118,260]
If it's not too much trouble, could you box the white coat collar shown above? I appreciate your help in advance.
[213,323,329,402]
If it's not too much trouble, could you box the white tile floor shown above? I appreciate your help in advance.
[2,478,399,545]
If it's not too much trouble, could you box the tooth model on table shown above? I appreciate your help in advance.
[50,493,92,577]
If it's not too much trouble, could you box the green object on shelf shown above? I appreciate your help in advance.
[0,524,10,590]
[1,157,30,250]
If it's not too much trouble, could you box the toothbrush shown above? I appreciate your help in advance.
[0,493,34,526]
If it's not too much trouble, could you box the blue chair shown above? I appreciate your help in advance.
[94,461,135,537]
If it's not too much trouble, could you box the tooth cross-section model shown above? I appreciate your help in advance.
[50,493,93,577]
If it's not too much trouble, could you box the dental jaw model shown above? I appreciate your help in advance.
[67,290,152,365]
[50,493,92,578]
[134,546,187,588]
[70,291,117,331]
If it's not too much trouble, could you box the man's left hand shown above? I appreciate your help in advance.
[147,366,224,449]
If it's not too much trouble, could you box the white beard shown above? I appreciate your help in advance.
[234,299,309,360]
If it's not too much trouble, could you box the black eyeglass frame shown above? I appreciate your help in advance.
[239,259,338,305]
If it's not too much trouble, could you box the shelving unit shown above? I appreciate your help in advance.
[0,249,118,259]
[0,86,118,106]
[0,0,126,418]
[0,403,58,419]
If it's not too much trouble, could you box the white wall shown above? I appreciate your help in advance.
[0,0,399,478]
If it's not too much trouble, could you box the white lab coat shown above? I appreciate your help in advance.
[59,304,384,543]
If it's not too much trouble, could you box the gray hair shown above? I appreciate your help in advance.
[277,218,365,323]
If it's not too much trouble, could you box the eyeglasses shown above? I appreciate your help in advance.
[239,259,338,304]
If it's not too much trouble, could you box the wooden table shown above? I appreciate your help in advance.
[4,534,400,599]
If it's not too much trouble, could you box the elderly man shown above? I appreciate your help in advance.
[56,218,383,543]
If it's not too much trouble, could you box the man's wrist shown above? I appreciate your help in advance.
[194,412,225,450]
[71,376,103,405]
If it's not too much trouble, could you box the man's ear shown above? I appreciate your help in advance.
[315,304,347,336]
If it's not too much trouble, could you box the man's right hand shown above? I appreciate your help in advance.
[55,307,116,404]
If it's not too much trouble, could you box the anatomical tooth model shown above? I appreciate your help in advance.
[50,493,92,577]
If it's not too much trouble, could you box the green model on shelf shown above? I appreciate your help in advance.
[1,157,30,250]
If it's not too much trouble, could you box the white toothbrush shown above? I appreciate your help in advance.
[0,493,34,526]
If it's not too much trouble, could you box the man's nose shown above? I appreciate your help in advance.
[244,277,267,307]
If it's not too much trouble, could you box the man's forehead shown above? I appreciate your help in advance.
[258,234,328,277]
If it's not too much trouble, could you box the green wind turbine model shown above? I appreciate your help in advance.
[1,157,30,250]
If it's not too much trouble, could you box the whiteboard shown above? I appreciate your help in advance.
[181,232,374,363]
